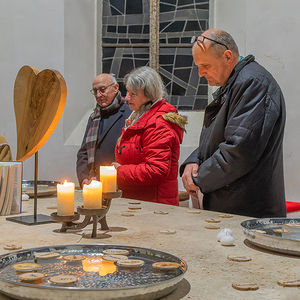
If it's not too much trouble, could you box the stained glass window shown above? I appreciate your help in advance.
[102,0,209,110]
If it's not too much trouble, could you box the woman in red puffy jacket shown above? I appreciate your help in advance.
[112,66,186,206]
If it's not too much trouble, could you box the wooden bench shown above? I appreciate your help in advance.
[178,191,189,201]
[178,191,190,207]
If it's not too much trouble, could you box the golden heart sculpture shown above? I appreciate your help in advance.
[14,65,67,161]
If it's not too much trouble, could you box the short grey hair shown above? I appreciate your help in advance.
[124,66,166,102]
[207,29,239,59]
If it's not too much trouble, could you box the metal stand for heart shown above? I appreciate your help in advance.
[50,191,122,238]
[6,152,54,225]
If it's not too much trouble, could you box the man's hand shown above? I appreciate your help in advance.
[82,177,97,186]
[182,163,200,198]
[111,162,121,169]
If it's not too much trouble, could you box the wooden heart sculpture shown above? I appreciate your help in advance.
[14,65,67,161]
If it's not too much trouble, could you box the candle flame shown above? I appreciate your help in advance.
[64,180,68,184]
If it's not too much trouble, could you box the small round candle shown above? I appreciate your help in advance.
[57,180,75,216]
[100,166,117,193]
[83,180,102,209]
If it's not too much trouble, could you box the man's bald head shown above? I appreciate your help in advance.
[92,73,119,108]
[192,29,240,86]
[195,29,240,59]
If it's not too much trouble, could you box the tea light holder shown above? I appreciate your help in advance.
[51,212,81,233]
[50,190,122,238]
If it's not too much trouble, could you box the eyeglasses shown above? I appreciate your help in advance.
[191,35,228,50]
[90,83,115,96]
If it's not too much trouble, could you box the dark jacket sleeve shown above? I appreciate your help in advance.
[76,116,92,186]
[193,78,281,193]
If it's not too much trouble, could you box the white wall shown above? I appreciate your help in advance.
[0,0,97,185]
[210,0,300,201]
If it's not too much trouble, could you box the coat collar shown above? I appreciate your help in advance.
[212,55,255,102]
[127,99,166,130]
[96,101,127,144]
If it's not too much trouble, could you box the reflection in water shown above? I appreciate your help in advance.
[99,261,117,277]
[82,257,116,276]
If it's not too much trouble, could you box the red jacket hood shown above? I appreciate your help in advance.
[131,99,186,143]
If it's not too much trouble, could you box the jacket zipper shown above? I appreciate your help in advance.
[118,145,125,154]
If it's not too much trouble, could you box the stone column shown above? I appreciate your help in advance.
[149,0,159,72]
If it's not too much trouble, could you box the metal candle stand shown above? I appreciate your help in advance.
[51,191,122,238]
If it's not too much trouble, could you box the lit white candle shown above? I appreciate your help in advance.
[100,166,117,193]
[57,180,75,216]
[83,180,102,209]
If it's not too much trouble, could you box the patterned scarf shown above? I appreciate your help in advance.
[124,99,161,131]
[86,92,125,169]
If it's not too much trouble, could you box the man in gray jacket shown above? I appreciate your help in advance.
[77,74,131,188]
[181,28,286,218]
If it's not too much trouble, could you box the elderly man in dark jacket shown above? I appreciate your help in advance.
[181,29,286,218]
[77,73,131,187]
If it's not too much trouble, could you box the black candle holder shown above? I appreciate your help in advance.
[50,190,122,238]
